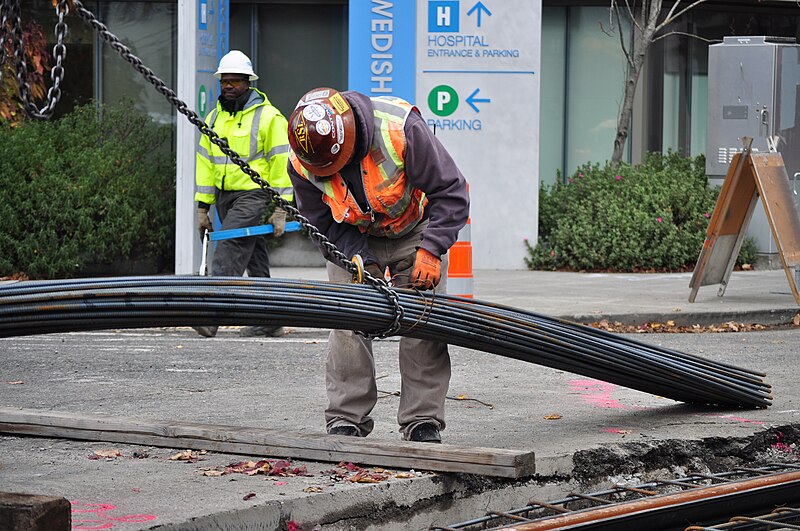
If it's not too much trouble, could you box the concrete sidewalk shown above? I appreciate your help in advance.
[0,267,798,530]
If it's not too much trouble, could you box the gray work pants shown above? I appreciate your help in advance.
[324,221,451,440]
[212,188,271,277]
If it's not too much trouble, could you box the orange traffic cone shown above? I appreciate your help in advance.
[447,215,473,298]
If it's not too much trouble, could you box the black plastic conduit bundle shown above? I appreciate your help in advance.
[0,276,771,409]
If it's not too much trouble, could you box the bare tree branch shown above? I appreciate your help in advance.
[615,4,633,64]
[657,0,710,32]
[651,30,718,44]
[607,0,712,165]
[623,0,642,32]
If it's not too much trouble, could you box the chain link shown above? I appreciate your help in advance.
[0,1,10,81]
[3,0,69,119]
[57,0,406,338]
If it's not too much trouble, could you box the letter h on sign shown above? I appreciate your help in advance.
[428,0,459,33]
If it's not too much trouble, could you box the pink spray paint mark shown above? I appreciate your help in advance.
[570,379,627,409]
[704,414,764,425]
[71,501,156,530]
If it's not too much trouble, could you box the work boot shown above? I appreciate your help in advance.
[327,424,360,437]
[192,325,218,338]
[240,325,284,337]
[409,422,441,443]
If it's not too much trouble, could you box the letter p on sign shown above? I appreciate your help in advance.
[428,85,459,117]
[437,91,451,111]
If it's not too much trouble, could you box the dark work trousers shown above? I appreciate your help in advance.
[212,188,271,277]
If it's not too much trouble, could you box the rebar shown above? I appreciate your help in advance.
[0,276,772,410]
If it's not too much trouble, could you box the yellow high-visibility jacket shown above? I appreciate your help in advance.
[195,88,293,204]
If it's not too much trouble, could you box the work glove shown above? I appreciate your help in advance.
[404,248,441,290]
[268,207,287,237]
[197,207,212,240]
[351,254,385,284]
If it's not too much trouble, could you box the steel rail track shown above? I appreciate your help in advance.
[432,464,800,530]
[0,276,772,409]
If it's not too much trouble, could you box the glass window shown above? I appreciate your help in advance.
[98,1,177,125]
[246,3,348,118]
[565,7,630,174]
[539,7,567,187]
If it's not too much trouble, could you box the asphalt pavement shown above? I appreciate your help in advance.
[0,267,798,530]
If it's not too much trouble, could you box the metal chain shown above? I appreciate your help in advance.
[6,0,69,120]
[0,1,10,81]
[65,0,405,338]
[0,0,17,83]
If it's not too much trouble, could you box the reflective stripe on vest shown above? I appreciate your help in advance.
[290,96,427,238]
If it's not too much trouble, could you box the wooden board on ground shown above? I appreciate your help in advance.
[0,492,71,531]
[0,407,536,478]
[689,137,800,304]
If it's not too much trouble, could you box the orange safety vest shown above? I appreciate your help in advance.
[290,96,428,238]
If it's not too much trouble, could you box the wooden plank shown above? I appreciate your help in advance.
[0,492,71,531]
[0,408,536,478]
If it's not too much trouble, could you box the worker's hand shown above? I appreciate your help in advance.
[197,207,213,240]
[410,248,442,290]
[268,207,287,237]
[351,254,384,284]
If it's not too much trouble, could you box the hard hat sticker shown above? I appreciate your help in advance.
[331,143,341,155]
[315,119,331,136]
[330,93,350,115]
[293,118,313,154]
[305,89,331,102]
[335,115,345,143]
[303,104,326,122]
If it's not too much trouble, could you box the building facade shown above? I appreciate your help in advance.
[23,0,800,265]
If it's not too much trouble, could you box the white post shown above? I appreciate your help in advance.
[175,0,198,274]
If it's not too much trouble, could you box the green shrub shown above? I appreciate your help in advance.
[0,101,175,279]
[526,152,718,272]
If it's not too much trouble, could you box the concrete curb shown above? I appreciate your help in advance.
[564,308,800,327]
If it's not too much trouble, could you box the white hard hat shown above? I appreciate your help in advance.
[214,50,258,81]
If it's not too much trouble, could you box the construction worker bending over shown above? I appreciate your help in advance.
[194,50,293,338]
[286,87,469,443]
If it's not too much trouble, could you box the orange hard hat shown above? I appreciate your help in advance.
[288,88,356,177]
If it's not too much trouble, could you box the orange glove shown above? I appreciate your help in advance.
[410,248,441,289]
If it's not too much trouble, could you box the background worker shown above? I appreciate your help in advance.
[286,87,469,443]
[194,50,293,338]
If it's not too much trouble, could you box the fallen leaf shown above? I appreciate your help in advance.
[793,313,800,327]
[243,492,256,501]
[304,486,324,493]
[201,470,226,477]
[274,481,288,486]
[90,449,122,459]
[349,470,390,483]
[394,472,415,479]
[7,381,23,385]
[543,414,563,420]
[170,450,200,462]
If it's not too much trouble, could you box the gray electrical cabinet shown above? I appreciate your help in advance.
[707,36,800,256]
